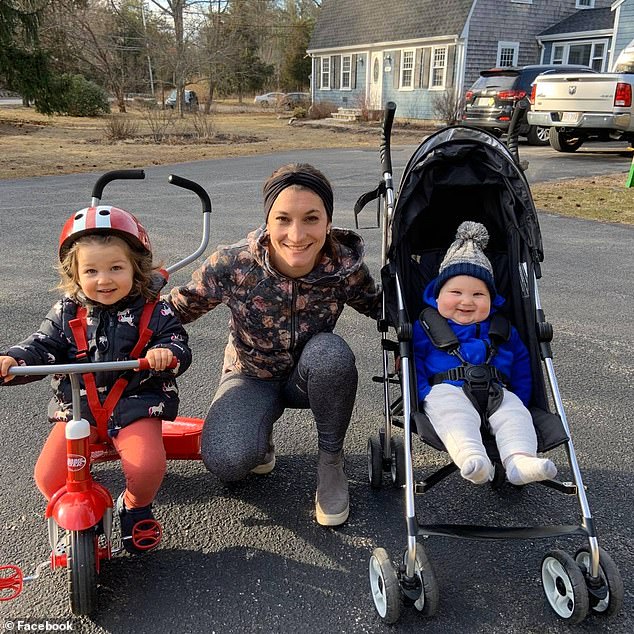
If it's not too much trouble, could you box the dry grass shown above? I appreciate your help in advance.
[0,102,428,179]
[1,102,633,225]
[531,173,634,225]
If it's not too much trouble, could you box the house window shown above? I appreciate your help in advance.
[551,40,607,72]
[497,42,519,67]
[430,46,447,89]
[576,0,594,8]
[341,55,352,90]
[320,57,330,90]
[400,49,415,89]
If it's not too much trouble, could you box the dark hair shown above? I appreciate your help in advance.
[263,163,333,222]
[58,234,157,301]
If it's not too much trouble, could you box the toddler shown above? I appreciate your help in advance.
[0,205,192,552]
[413,221,556,486]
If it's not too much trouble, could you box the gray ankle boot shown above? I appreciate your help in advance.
[315,449,349,526]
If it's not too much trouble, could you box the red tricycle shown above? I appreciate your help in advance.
[0,169,211,616]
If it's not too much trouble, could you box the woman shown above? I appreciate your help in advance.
[167,163,380,526]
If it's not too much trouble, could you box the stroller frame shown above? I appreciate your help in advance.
[358,103,623,625]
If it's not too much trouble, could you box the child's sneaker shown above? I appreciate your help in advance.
[116,493,162,554]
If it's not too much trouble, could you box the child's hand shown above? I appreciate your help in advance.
[144,348,174,372]
[0,356,18,383]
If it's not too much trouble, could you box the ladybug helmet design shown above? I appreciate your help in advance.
[59,206,151,261]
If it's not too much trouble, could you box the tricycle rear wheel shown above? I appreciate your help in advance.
[67,529,98,616]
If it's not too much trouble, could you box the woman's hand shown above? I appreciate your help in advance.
[145,348,175,372]
[0,356,18,382]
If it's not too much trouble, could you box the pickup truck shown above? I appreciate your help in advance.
[527,47,634,152]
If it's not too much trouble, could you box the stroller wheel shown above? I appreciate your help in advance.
[541,549,589,624]
[369,548,401,624]
[367,436,384,489]
[402,543,439,617]
[390,436,406,487]
[574,547,623,617]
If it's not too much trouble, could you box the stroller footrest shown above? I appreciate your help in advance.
[536,479,579,495]
[416,523,588,540]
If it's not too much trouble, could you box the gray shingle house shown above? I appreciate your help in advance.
[307,0,628,121]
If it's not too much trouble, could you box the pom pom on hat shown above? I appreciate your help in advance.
[434,221,496,298]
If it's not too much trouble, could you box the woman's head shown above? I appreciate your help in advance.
[263,164,333,278]
[59,234,155,303]
[263,163,333,223]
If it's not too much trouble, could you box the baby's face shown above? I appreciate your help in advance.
[437,275,491,325]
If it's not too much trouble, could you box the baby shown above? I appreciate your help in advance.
[413,221,556,486]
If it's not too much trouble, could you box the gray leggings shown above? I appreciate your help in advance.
[201,332,358,481]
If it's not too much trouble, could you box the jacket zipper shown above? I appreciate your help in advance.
[289,281,298,352]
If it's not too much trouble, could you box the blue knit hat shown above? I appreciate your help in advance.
[434,221,496,298]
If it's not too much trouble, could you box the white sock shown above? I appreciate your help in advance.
[505,454,557,485]
[459,453,494,485]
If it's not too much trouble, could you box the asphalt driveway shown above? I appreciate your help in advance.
[0,147,632,633]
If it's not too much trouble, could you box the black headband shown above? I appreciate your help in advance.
[263,172,333,221]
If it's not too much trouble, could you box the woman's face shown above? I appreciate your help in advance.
[266,186,331,278]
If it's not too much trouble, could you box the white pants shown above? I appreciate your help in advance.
[424,383,536,465]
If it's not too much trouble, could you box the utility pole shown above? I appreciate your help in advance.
[141,1,155,96]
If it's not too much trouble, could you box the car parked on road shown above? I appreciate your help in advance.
[462,65,595,145]
[254,92,285,107]
[164,89,198,111]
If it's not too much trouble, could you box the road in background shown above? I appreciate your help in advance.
[0,147,631,633]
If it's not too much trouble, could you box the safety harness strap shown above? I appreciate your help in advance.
[68,301,157,439]
[421,306,512,419]
[419,307,460,353]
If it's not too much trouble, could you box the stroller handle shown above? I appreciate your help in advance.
[380,102,397,175]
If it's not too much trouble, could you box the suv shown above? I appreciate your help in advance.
[164,89,198,111]
[462,65,594,145]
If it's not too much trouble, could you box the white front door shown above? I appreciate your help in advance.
[369,52,383,109]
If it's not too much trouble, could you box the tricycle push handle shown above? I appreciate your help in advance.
[168,174,212,215]
[91,169,145,206]
[165,174,212,275]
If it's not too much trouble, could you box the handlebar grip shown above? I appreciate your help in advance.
[91,170,145,201]
[380,102,397,175]
[168,174,212,214]
[137,357,179,372]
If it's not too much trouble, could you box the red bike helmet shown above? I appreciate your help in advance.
[58,206,151,261]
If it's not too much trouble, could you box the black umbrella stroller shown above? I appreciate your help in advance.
[355,103,624,625]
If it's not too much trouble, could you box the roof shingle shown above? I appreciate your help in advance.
[539,7,614,36]
[308,0,474,51]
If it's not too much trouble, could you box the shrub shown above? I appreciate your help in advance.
[189,111,215,140]
[431,90,464,126]
[290,106,308,119]
[102,114,139,141]
[142,104,175,142]
[308,100,336,120]
[53,74,111,117]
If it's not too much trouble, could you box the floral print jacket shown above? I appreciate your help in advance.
[167,225,381,379]
[2,276,192,435]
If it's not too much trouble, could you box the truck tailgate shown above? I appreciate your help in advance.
[533,74,619,113]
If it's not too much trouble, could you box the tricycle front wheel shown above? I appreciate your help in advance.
[67,529,98,616]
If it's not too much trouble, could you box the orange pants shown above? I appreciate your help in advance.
[34,417,166,509]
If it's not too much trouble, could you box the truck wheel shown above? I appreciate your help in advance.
[527,125,550,146]
[549,127,583,152]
